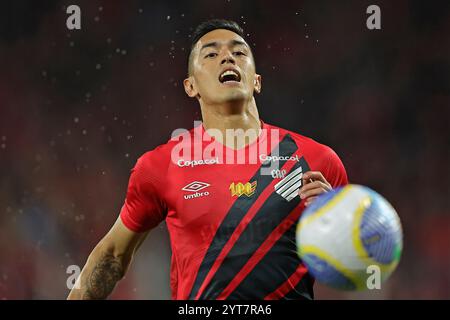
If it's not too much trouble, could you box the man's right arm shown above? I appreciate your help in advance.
[67,217,149,300]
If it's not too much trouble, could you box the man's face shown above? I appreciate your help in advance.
[185,29,261,105]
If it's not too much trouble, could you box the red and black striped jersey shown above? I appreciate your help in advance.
[120,121,348,300]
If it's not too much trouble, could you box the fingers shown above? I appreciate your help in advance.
[299,171,332,206]
[300,186,329,200]
[299,180,331,199]
[305,196,318,207]
[302,171,327,184]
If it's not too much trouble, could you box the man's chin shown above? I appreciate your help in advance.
[220,90,248,103]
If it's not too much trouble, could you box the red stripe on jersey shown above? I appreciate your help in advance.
[264,263,309,300]
[215,201,304,300]
[195,155,300,300]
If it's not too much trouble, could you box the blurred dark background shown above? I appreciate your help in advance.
[0,0,449,299]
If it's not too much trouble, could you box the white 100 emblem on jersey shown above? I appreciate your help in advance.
[274,166,303,202]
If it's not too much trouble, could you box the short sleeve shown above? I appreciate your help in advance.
[120,155,167,233]
[323,147,349,188]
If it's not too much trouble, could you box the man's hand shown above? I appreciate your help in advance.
[299,171,332,207]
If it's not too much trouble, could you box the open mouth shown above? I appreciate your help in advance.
[219,69,241,83]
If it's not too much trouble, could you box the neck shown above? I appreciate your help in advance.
[200,97,261,149]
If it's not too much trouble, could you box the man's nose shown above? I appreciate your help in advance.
[221,51,235,65]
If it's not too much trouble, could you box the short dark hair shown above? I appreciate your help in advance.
[190,19,245,51]
[188,19,247,75]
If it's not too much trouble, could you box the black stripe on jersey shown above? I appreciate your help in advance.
[226,202,314,300]
[188,134,298,299]
[199,157,310,300]
[282,271,315,300]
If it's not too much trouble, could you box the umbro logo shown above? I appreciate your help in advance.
[274,166,303,202]
[182,181,210,200]
[182,181,210,192]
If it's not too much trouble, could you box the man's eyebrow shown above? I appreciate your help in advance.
[200,42,219,52]
[230,39,248,48]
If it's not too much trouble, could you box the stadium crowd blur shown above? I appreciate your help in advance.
[0,1,448,299]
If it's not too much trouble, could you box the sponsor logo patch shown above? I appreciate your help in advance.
[274,166,303,202]
[229,181,257,197]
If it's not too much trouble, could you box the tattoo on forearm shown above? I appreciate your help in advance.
[82,253,124,299]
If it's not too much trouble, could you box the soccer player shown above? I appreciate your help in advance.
[68,19,348,300]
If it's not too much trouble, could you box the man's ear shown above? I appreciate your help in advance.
[254,74,262,94]
[183,76,199,98]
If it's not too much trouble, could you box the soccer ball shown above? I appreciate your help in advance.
[296,184,403,291]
